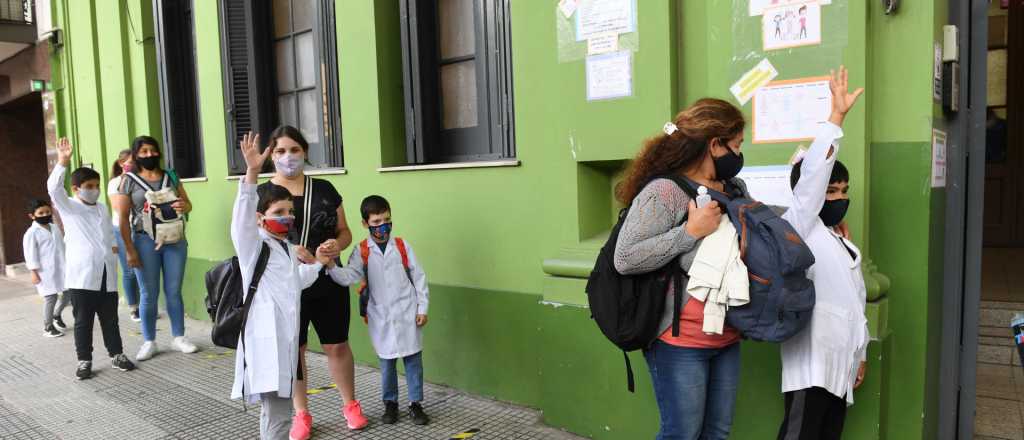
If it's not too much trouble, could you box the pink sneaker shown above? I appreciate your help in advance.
[343,400,369,430]
[289,410,312,440]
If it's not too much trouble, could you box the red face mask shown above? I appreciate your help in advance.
[263,215,294,235]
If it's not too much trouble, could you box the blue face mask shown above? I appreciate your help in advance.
[369,222,392,241]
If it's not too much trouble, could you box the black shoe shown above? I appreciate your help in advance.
[382,401,399,424]
[53,316,67,330]
[43,325,63,338]
[130,310,141,322]
[76,361,92,380]
[409,402,429,426]
[110,354,136,372]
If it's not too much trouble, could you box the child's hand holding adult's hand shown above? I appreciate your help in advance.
[314,244,336,267]
[685,200,722,239]
[294,246,316,264]
[416,314,428,327]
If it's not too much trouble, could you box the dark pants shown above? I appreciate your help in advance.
[68,270,124,361]
[777,387,847,440]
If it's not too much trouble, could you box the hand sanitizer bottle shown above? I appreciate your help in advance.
[696,186,711,208]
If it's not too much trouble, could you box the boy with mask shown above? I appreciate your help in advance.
[232,132,330,440]
[22,199,71,338]
[326,195,431,426]
[776,66,868,440]
[48,138,135,380]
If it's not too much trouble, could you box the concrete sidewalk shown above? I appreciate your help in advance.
[0,276,584,440]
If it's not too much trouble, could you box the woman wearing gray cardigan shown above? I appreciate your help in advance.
[614,98,750,440]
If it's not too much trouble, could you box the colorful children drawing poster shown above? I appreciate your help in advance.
[749,0,830,17]
[762,2,821,51]
[752,77,832,144]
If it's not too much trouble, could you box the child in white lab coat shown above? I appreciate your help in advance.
[231,132,328,440]
[22,199,71,337]
[48,138,135,381]
[327,195,431,426]
[778,67,870,440]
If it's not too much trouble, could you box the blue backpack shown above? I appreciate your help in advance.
[692,179,817,342]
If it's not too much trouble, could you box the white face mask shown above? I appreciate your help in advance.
[274,153,304,177]
[78,188,100,204]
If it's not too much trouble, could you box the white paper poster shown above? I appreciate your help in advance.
[762,2,821,51]
[933,43,943,100]
[586,51,632,101]
[932,129,947,188]
[752,77,832,144]
[576,0,636,41]
[749,0,831,16]
[730,58,779,105]
[737,165,795,207]
[587,33,619,55]
[559,0,579,18]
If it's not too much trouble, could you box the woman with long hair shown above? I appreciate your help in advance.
[107,150,141,321]
[614,98,749,440]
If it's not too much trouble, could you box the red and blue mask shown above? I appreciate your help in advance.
[263,215,294,235]
[369,222,392,241]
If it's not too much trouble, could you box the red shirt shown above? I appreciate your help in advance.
[659,296,741,348]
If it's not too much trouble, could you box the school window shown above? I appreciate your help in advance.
[154,0,205,178]
[399,0,515,165]
[218,0,342,174]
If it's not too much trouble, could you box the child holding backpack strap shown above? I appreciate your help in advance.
[777,66,869,440]
[231,132,330,440]
[326,195,431,426]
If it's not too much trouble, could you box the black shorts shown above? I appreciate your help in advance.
[299,272,351,346]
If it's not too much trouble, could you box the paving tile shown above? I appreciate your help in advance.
[0,276,584,440]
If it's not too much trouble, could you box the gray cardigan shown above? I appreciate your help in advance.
[612,177,751,337]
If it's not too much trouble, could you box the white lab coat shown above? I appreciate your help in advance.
[22,221,66,296]
[230,181,322,403]
[780,122,870,406]
[330,238,429,360]
[686,216,750,335]
[47,164,118,292]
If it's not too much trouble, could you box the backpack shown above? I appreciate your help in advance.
[123,171,185,248]
[357,238,413,324]
[688,178,817,343]
[585,176,691,392]
[204,243,271,349]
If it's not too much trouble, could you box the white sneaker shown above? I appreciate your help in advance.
[173,336,198,354]
[136,341,158,361]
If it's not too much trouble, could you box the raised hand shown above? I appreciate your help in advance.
[56,137,72,167]
[828,66,864,126]
[239,131,269,172]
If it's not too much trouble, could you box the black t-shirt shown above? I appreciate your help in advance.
[258,178,343,252]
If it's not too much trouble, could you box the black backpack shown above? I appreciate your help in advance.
[585,176,693,392]
[204,243,271,349]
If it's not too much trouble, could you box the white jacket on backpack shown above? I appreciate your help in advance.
[230,181,322,403]
[780,122,870,406]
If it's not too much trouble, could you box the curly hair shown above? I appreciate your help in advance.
[616,98,746,204]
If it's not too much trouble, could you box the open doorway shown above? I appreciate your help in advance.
[973,2,1024,439]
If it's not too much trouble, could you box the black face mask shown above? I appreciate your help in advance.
[819,199,850,227]
[712,147,744,181]
[34,215,52,225]
[137,156,161,171]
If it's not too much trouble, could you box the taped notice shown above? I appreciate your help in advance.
[750,0,831,16]
[576,0,636,41]
[762,1,822,51]
[730,58,779,105]
[737,165,794,207]
[559,0,579,18]
[752,77,832,144]
[586,51,633,101]
[588,33,619,55]
[932,129,947,188]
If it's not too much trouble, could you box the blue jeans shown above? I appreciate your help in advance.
[113,225,140,307]
[643,340,741,440]
[132,233,187,341]
[380,352,424,403]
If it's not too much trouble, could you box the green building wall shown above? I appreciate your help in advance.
[50,1,951,438]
